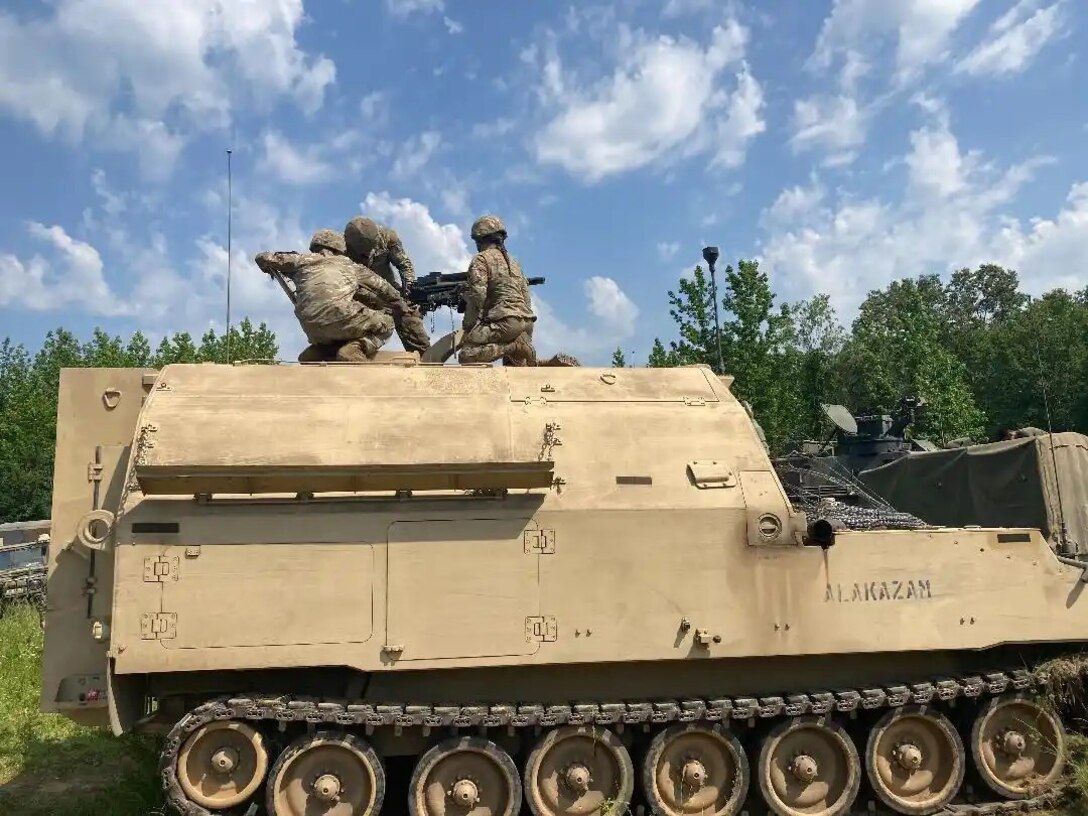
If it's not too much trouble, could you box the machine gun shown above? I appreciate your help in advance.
[408,271,545,315]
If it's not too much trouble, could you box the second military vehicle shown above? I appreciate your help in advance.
[0,519,49,612]
[39,358,1082,816]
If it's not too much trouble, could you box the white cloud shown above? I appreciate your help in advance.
[760,116,1072,317]
[393,131,443,179]
[662,0,716,18]
[0,223,128,315]
[810,0,981,83]
[259,131,336,185]
[0,175,315,352]
[584,276,639,337]
[956,0,1066,77]
[713,65,766,169]
[790,94,867,163]
[360,192,471,273]
[0,0,335,177]
[443,16,464,35]
[385,0,443,16]
[657,242,680,261]
[532,20,764,181]
[530,281,640,362]
[359,91,390,126]
[472,117,517,139]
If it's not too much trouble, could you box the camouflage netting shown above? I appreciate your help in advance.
[775,454,929,531]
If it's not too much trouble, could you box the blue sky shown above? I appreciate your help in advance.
[0,0,1084,364]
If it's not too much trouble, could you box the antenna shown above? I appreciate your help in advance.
[702,246,725,375]
[225,148,233,364]
[1028,296,1069,553]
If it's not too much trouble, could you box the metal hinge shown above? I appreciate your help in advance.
[142,556,179,583]
[683,396,706,407]
[524,530,556,554]
[87,462,103,483]
[525,616,558,642]
[140,612,177,640]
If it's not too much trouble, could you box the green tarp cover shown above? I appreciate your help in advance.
[859,432,1088,553]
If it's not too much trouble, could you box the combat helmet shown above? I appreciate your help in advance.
[344,217,382,259]
[470,214,507,241]
[309,229,346,255]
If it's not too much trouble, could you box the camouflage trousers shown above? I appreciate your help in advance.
[394,307,431,356]
[298,310,394,362]
[457,316,537,366]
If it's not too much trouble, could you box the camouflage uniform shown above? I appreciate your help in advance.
[457,215,537,366]
[254,229,394,362]
[344,217,431,355]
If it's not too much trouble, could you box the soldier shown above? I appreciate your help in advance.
[254,229,395,363]
[457,214,537,366]
[343,217,431,355]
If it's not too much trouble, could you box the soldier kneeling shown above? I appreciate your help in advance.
[254,229,395,363]
[457,215,537,366]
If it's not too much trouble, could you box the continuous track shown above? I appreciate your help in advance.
[159,666,1071,816]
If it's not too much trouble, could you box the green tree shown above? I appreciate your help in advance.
[717,260,797,448]
[647,260,799,450]
[984,291,1088,434]
[647,339,674,368]
[610,347,627,367]
[196,319,279,363]
[0,321,278,523]
[650,265,720,367]
[844,276,985,443]
[784,294,848,444]
[941,264,1028,423]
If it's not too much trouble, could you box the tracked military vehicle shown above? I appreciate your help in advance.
[40,357,1084,816]
[0,519,49,611]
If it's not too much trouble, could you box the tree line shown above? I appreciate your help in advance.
[617,261,1088,454]
[0,320,277,523]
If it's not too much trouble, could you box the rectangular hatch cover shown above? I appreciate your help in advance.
[386,519,541,661]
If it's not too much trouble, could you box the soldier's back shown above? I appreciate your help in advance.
[477,246,533,321]
[292,255,365,333]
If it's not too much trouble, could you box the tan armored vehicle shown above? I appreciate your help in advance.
[41,358,1082,816]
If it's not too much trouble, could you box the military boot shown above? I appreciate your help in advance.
[298,343,337,363]
[539,353,581,367]
[501,332,537,366]
[335,340,372,362]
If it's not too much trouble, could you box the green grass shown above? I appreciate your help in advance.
[0,604,165,816]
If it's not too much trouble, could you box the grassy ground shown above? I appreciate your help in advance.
[0,604,165,816]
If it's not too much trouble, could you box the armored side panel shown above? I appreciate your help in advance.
[40,367,153,726]
[45,361,1087,690]
[101,363,802,684]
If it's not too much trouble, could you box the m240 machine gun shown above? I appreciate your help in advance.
[408,271,545,315]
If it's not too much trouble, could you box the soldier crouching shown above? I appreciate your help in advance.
[457,215,537,366]
[254,229,395,363]
[343,216,432,355]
